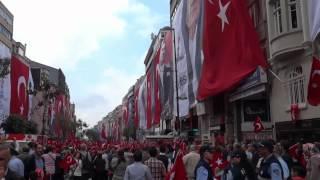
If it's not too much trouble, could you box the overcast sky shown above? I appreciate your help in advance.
[3,0,169,127]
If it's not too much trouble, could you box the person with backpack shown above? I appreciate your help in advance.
[112,150,128,180]
[93,152,106,180]
[80,144,93,180]
[257,141,284,180]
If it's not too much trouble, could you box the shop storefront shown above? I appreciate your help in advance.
[275,119,320,142]
[229,67,272,142]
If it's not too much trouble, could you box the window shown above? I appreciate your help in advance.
[0,8,13,26]
[288,0,298,29]
[249,1,259,28]
[273,0,282,34]
[286,66,305,105]
[0,24,11,40]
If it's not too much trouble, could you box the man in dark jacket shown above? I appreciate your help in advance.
[28,144,45,180]
[158,145,169,170]
[0,143,24,180]
[195,145,214,180]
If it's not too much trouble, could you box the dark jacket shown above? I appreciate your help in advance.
[195,158,214,180]
[158,154,169,170]
[5,168,24,180]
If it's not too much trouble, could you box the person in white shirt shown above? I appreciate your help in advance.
[72,151,83,180]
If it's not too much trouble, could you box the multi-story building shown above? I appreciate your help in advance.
[266,0,320,142]
[0,1,13,51]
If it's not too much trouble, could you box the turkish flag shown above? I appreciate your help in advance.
[134,85,140,128]
[154,47,161,125]
[165,151,187,180]
[122,99,129,126]
[146,70,152,129]
[211,152,228,179]
[253,116,265,133]
[60,154,76,172]
[101,124,107,140]
[198,0,267,100]
[10,56,30,119]
[307,57,320,106]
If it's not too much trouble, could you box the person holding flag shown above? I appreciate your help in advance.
[195,145,214,180]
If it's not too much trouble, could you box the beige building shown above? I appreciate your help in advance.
[266,0,320,141]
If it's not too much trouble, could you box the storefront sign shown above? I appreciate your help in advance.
[229,67,268,102]
[242,131,273,141]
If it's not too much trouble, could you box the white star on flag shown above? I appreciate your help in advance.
[20,104,24,115]
[216,158,223,165]
[217,0,231,32]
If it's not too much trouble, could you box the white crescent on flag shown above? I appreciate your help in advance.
[17,76,27,101]
[255,123,262,131]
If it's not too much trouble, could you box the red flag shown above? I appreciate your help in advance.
[122,99,129,127]
[290,104,300,121]
[154,47,161,125]
[253,116,264,133]
[134,85,140,128]
[101,124,107,140]
[198,0,267,100]
[60,154,76,172]
[146,70,152,129]
[211,152,228,179]
[165,151,187,180]
[10,56,30,119]
[307,57,320,106]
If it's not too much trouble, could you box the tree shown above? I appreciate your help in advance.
[85,128,100,141]
[1,115,38,134]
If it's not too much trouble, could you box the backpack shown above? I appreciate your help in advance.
[82,153,93,172]
[277,156,290,180]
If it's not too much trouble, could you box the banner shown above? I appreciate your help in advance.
[172,0,190,118]
[138,77,147,129]
[159,30,175,121]
[154,46,161,125]
[0,42,11,125]
[172,0,203,117]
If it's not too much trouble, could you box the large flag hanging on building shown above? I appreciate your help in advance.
[122,97,129,127]
[159,30,175,120]
[173,0,204,117]
[10,55,30,119]
[172,0,191,118]
[307,57,320,106]
[134,84,140,128]
[307,0,320,106]
[146,68,153,129]
[138,77,147,129]
[197,0,267,100]
[0,42,11,124]
[154,46,161,125]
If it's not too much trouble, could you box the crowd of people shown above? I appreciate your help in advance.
[0,138,319,180]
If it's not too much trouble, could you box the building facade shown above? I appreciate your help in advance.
[266,0,320,142]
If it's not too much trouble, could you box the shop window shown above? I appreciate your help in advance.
[272,0,282,35]
[288,0,298,30]
[286,66,305,106]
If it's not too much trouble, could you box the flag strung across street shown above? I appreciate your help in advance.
[197,0,267,100]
